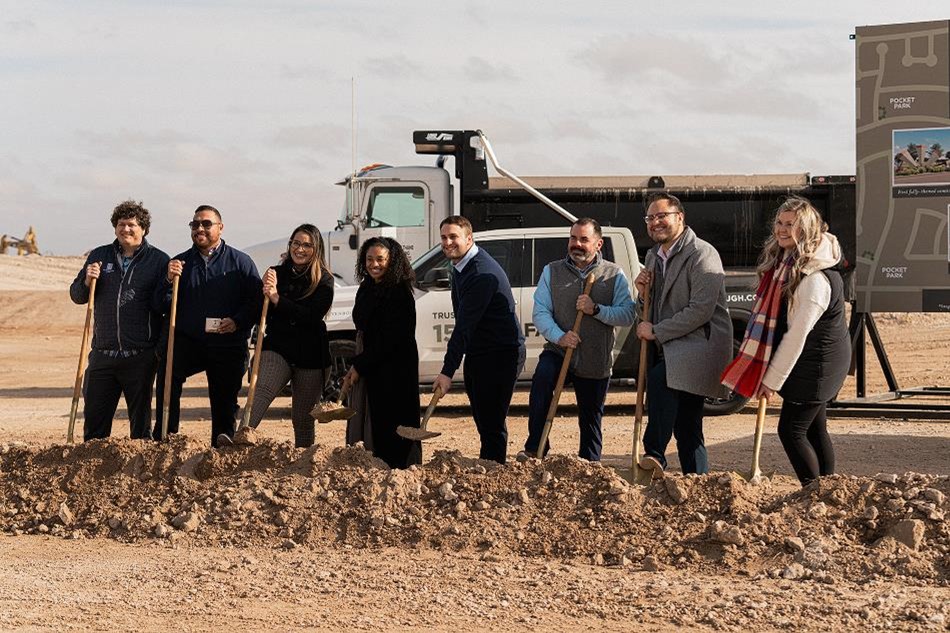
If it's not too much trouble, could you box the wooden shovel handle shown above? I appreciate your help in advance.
[239,292,271,430]
[536,272,597,458]
[631,277,652,473]
[159,275,180,441]
[67,276,97,444]
[420,385,443,431]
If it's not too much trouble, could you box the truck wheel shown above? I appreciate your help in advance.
[703,390,750,416]
[703,334,749,416]
[325,338,357,400]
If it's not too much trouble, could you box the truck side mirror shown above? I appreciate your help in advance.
[348,234,359,250]
[419,267,452,290]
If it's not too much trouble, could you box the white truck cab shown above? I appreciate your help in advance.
[325,225,642,386]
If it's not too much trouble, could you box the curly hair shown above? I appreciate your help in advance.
[355,237,415,288]
[756,195,829,300]
[110,199,151,236]
[284,223,330,298]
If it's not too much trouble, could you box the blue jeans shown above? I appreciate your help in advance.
[524,350,610,461]
[643,359,708,474]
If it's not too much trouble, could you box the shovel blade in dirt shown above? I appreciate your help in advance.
[311,403,357,424]
[397,387,443,441]
[396,425,441,441]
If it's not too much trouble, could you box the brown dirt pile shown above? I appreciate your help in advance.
[1,437,947,586]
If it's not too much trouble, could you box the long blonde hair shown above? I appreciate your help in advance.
[756,196,828,299]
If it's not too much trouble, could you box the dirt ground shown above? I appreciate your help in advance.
[0,255,948,631]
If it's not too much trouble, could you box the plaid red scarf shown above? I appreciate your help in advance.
[720,254,794,397]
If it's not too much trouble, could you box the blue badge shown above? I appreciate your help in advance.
[104,263,114,273]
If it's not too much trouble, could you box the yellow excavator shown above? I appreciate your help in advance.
[0,226,39,255]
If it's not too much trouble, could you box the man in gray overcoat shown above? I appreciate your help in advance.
[634,193,733,476]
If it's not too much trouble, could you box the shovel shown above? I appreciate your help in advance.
[311,379,356,423]
[67,275,97,444]
[219,292,271,447]
[397,386,443,441]
[536,272,596,459]
[158,275,180,441]
[628,278,655,486]
[735,395,774,482]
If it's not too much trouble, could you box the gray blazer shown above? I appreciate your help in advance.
[643,227,733,398]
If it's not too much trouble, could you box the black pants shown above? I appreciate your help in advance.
[777,399,835,485]
[524,350,610,461]
[154,337,247,447]
[83,350,157,441]
[643,359,708,474]
[463,348,520,464]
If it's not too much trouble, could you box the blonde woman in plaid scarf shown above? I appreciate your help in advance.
[722,196,850,485]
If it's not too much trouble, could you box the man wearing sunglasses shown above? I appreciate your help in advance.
[154,205,261,446]
[633,193,732,479]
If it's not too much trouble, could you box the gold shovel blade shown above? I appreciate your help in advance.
[396,425,441,441]
[312,406,357,424]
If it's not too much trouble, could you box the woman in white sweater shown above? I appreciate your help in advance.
[755,197,850,485]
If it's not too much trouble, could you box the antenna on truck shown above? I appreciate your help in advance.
[473,130,578,224]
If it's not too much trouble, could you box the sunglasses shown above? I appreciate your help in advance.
[188,220,220,230]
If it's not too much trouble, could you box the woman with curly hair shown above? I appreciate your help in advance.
[344,237,422,468]
[724,196,850,486]
[240,223,333,447]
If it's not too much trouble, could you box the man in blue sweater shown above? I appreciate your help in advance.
[153,205,261,446]
[432,216,524,464]
[69,200,169,441]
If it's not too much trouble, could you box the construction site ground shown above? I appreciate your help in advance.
[0,255,948,631]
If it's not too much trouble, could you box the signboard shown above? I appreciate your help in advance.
[855,20,950,312]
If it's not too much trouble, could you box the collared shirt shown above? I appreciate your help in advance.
[452,243,479,273]
[200,243,220,265]
[656,233,684,274]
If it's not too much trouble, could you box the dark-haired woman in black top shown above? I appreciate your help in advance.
[344,237,422,469]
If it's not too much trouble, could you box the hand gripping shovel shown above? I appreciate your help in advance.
[219,293,270,447]
[67,276,97,444]
[311,379,357,423]
[536,272,596,459]
[736,395,774,482]
[397,385,443,441]
[629,278,655,486]
[158,275,180,441]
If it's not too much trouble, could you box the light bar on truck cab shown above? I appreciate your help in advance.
[413,130,463,154]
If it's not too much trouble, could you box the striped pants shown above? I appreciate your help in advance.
[246,350,325,447]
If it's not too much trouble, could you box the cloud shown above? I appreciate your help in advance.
[361,54,422,78]
[273,123,349,151]
[578,34,731,85]
[4,19,36,33]
[464,56,517,83]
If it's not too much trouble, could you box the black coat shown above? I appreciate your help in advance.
[351,279,421,468]
[775,269,850,402]
[261,262,334,369]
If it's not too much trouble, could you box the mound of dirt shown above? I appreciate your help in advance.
[1,437,947,586]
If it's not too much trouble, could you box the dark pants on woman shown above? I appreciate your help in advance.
[83,350,158,441]
[464,347,520,464]
[524,350,610,461]
[643,359,708,474]
[154,335,247,447]
[778,399,835,485]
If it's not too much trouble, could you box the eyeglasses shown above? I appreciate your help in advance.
[288,240,315,251]
[188,220,220,230]
[643,211,681,224]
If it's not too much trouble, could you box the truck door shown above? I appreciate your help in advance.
[363,183,430,264]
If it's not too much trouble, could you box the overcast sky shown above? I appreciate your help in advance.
[1,2,947,255]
